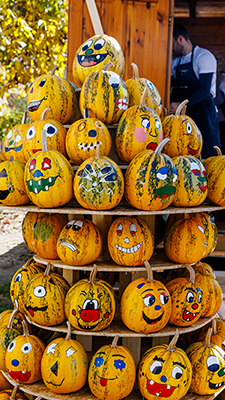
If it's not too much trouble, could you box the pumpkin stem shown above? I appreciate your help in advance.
[63,65,68,79]
[50,65,58,75]
[35,397,43,400]
[155,138,170,155]
[161,107,168,118]
[42,125,49,153]
[205,327,212,347]
[167,329,179,351]
[102,62,113,71]
[144,260,154,283]
[212,318,217,335]
[140,88,148,106]
[44,263,52,277]
[84,108,89,119]
[41,108,51,120]
[89,264,98,284]
[21,110,27,124]
[213,146,222,156]
[9,155,14,161]
[9,384,19,400]
[112,335,120,348]
[131,62,139,79]
[7,308,19,329]
[96,143,101,158]
[65,321,72,340]
[175,100,189,115]
[22,319,30,337]
[185,264,195,284]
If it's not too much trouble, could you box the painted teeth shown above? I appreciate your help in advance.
[167,385,171,389]
[150,380,154,385]
[38,180,41,185]
[29,180,32,185]
[78,141,102,151]
[34,188,38,194]
[115,242,143,253]
[49,177,52,182]
[45,185,49,191]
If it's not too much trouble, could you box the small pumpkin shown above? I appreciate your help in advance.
[57,218,102,265]
[79,63,129,125]
[186,327,225,395]
[3,111,30,162]
[23,108,67,162]
[107,216,154,266]
[72,34,125,87]
[166,264,203,327]
[66,109,112,165]
[126,62,162,116]
[125,138,178,211]
[74,145,124,210]
[27,65,80,124]
[198,318,225,351]
[120,260,171,333]
[41,321,88,393]
[0,157,30,206]
[172,155,208,207]
[115,88,163,163]
[88,335,136,400]
[137,330,192,400]
[24,127,74,208]
[0,309,22,371]
[64,264,116,331]
[5,320,45,384]
[162,100,203,158]
[24,263,70,326]
[203,146,225,206]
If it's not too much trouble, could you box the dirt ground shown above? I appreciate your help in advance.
[0,210,34,286]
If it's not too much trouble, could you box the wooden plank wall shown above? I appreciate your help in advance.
[67,0,171,107]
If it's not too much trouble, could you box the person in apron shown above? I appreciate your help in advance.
[170,24,221,159]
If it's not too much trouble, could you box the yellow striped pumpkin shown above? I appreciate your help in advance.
[3,111,30,162]
[0,158,30,206]
[192,212,218,257]
[203,147,225,206]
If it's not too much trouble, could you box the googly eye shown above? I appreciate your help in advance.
[150,360,163,374]
[207,355,220,372]
[186,122,192,134]
[7,130,13,140]
[73,220,84,231]
[172,366,183,379]
[130,224,137,237]
[94,38,105,50]
[117,224,123,236]
[155,119,161,129]
[15,134,22,143]
[33,285,46,298]
[21,342,32,354]
[143,294,155,307]
[44,123,57,137]
[160,292,169,305]
[186,291,194,303]
[82,39,93,51]
[108,74,120,88]
[8,340,16,353]
[27,126,36,140]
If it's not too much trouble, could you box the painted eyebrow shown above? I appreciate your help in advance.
[96,352,106,356]
[184,288,196,294]
[173,361,186,369]
[153,356,165,363]
[182,118,189,123]
[112,355,125,358]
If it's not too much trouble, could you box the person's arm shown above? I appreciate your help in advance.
[187,72,213,107]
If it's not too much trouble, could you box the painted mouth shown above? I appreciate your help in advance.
[77,53,108,67]
[78,140,102,152]
[59,241,77,252]
[0,189,10,200]
[4,144,23,153]
[209,381,225,390]
[146,142,158,151]
[155,186,176,199]
[116,98,128,110]
[188,146,200,155]
[25,304,48,317]
[46,378,65,387]
[28,98,46,112]
[183,309,199,322]
[198,183,208,193]
[26,175,59,194]
[147,379,176,397]
[142,311,164,325]
[115,241,143,254]
[7,369,31,383]
[77,320,99,330]
[97,375,117,387]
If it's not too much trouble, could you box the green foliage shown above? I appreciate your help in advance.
[0,0,68,98]
[0,94,31,141]
[0,283,13,312]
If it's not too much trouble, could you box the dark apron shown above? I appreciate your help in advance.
[171,47,220,159]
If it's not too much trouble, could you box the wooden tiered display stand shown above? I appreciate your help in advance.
[1,128,225,400]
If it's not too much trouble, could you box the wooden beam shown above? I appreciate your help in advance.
[189,0,196,18]
[85,0,104,35]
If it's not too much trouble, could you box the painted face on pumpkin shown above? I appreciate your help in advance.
[77,37,111,68]
[0,168,11,201]
[181,118,202,156]
[4,128,25,158]
[26,156,58,195]
[175,285,203,323]
[206,354,225,390]
[189,159,208,193]
[133,111,163,152]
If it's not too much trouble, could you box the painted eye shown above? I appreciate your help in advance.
[198,225,205,234]
[185,122,192,134]
[83,299,98,309]
[143,294,155,307]
[186,291,194,303]
[65,221,74,229]
[33,285,46,298]
[172,166,178,183]
[130,223,137,237]
[102,172,118,182]
[156,166,169,180]
[190,162,201,176]
[47,342,58,355]
[198,292,203,303]
[42,157,51,170]
[78,121,86,131]
[172,366,183,379]
[73,220,84,231]
[95,121,103,129]
[32,221,38,230]
[39,78,46,87]
[29,159,36,172]
[94,38,105,50]
[44,123,57,137]
[117,223,123,236]
[114,359,126,370]
[14,273,22,282]
[21,342,32,354]
[82,39,93,51]
[207,355,220,372]
[201,165,207,176]
[155,119,161,129]
[141,118,150,129]
[8,340,16,353]
[150,360,163,374]
[160,292,169,305]
[88,129,97,138]
[27,126,35,140]
[66,347,76,357]
[7,130,13,140]
[15,134,22,143]
[108,74,120,88]
[94,355,104,367]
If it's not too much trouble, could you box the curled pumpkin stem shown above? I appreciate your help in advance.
[144,260,154,283]
[112,335,120,348]
[185,264,195,284]
[167,329,179,351]
[65,321,72,340]
[205,327,213,347]
[96,143,101,158]
[140,88,148,106]
[89,264,98,284]
[22,319,30,337]
[212,318,217,335]
[175,99,189,115]
[42,124,49,152]
[131,62,139,79]
[7,308,19,329]
[102,62,113,71]
[21,110,27,124]
[213,146,222,156]
[41,108,51,120]
[155,138,170,155]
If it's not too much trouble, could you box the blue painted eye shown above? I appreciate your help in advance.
[39,79,46,87]
[82,40,93,51]
[150,361,163,374]
[14,273,22,282]
[114,359,126,370]
[156,166,169,181]
[94,39,105,50]
[207,356,220,372]
[94,356,104,367]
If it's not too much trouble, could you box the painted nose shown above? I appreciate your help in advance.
[11,359,19,367]
[192,303,198,309]
[155,305,161,311]
[160,375,167,383]
[88,130,97,137]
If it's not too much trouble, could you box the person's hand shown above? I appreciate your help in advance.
[169,102,181,114]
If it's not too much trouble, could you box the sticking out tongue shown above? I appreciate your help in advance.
[100,378,107,387]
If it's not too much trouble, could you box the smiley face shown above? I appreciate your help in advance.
[3,124,29,162]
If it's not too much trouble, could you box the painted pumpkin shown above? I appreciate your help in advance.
[166,265,203,327]
[24,128,74,208]
[203,147,225,206]
[88,335,136,400]
[125,138,178,211]
[126,62,162,116]
[192,212,217,257]
[0,309,22,371]
[3,111,30,162]
[120,261,171,333]
[79,63,129,125]
[198,318,225,351]
[10,258,45,312]
[172,155,208,207]
[194,270,222,317]
[0,158,30,206]
[66,109,112,165]
[107,216,154,266]
[41,321,88,393]
[57,218,102,265]
[64,264,116,331]
[24,263,70,326]
[164,214,208,264]
[0,309,25,332]
[27,65,80,124]
[0,372,12,391]
[162,100,203,158]
[27,212,68,259]
[115,88,163,163]
[23,108,67,162]
[74,146,124,210]
[186,327,225,395]
[5,320,45,384]
[137,330,192,400]
[72,34,125,87]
